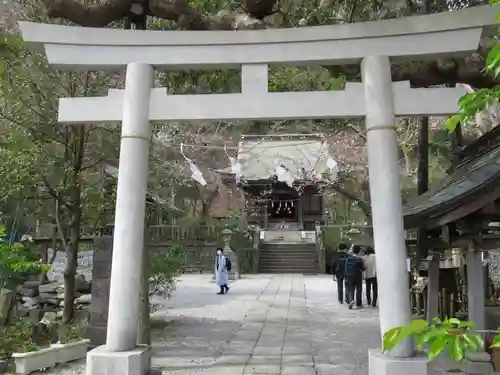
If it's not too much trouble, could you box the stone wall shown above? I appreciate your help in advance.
[87,236,113,347]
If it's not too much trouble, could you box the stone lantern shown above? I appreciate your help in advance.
[222,225,240,280]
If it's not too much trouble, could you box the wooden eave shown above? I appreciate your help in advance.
[403,125,500,230]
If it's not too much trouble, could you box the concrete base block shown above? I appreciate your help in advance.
[86,345,150,375]
[369,349,438,375]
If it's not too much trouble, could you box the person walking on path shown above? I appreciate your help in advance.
[345,245,365,310]
[214,247,231,295]
[331,243,349,304]
[363,246,378,307]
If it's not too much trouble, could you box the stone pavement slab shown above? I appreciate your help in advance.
[151,274,380,375]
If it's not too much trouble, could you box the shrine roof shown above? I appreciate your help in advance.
[237,134,336,182]
[403,126,500,229]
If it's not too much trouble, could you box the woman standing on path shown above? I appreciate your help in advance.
[214,247,230,295]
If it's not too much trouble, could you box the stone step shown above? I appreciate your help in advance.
[259,247,317,252]
[259,268,318,274]
[259,251,316,256]
[258,243,318,273]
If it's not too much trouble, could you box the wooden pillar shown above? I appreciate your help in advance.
[426,254,440,323]
[416,116,429,262]
[263,199,268,230]
[298,195,304,230]
[467,243,485,330]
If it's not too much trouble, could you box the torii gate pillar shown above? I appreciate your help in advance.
[86,62,154,375]
[362,55,414,356]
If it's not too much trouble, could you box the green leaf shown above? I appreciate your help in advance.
[429,336,447,359]
[383,327,405,352]
[445,115,462,132]
[448,336,465,362]
[448,318,461,326]
[462,334,483,352]
[491,334,500,348]
[486,44,500,77]
[405,319,429,333]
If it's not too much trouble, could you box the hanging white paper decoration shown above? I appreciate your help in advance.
[276,166,294,187]
[180,143,207,187]
[188,160,207,186]
[224,145,242,182]
[327,157,339,179]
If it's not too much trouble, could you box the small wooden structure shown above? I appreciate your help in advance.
[403,125,500,327]
[235,134,332,230]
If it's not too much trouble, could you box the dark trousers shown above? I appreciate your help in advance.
[336,276,345,303]
[346,277,363,307]
[365,277,378,306]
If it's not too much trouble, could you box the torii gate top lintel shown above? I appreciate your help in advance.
[19,5,498,71]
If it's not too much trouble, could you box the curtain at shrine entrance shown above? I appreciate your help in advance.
[268,200,297,220]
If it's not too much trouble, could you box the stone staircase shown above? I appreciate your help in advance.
[258,243,319,274]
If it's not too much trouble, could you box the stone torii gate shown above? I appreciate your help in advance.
[19,6,497,375]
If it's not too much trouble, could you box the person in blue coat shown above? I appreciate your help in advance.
[345,245,366,309]
[331,243,349,304]
[214,247,230,295]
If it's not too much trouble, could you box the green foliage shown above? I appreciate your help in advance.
[445,2,500,131]
[0,320,42,359]
[0,224,50,289]
[383,317,484,362]
[58,322,86,344]
[149,244,185,309]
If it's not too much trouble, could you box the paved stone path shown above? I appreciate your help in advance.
[151,274,381,375]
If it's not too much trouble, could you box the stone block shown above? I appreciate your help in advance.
[369,349,435,375]
[281,365,316,375]
[460,358,494,374]
[281,354,314,365]
[89,238,113,348]
[464,351,491,362]
[244,364,281,374]
[86,326,107,348]
[86,345,149,375]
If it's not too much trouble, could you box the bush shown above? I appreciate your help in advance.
[383,317,493,362]
[148,244,184,312]
[0,224,50,290]
[0,320,42,359]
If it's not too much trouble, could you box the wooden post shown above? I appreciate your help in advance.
[426,254,440,323]
[466,242,485,331]
[298,195,304,230]
[263,199,268,230]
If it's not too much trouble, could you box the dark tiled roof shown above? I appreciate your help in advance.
[403,130,500,229]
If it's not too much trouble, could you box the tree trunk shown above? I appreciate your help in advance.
[62,184,81,323]
[62,123,85,324]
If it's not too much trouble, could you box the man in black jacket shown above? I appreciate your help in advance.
[331,243,348,304]
[345,245,366,310]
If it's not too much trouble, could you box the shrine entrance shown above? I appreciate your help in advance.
[18,7,497,375]
[268,185,299,229]
[268,199,296,220]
